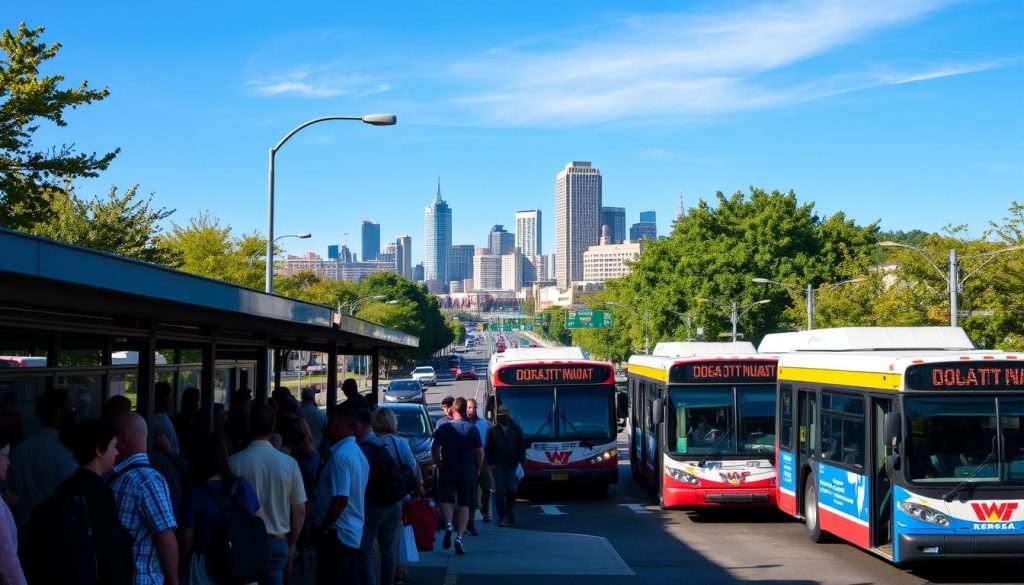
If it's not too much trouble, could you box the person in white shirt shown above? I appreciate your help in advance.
[299,387,327,448]
[313,405,368,585]
[8,389,77,526]
[229,405,306,585]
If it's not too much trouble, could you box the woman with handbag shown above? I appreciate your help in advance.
[370,408,423,585]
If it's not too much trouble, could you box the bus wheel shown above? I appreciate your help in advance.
[804,472,825,543]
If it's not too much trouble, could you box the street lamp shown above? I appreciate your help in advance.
[604,301,649,354]
[879,241,1024,327]
[697,298,770,342]
[342,295,399,316]
[751,277,863,330]
[666,309,695,341]
[265,114,397,294]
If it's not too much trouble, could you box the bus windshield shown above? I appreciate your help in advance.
[905,396,1024,484]
[668,386,776,456]
[496,385,614,441]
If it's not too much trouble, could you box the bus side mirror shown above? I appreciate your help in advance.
[616,393,629,419]
[652,399,663,426]
[883,412,901,447]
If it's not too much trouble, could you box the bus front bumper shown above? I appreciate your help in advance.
[524,467,618,485]
[664,486,775,508]
[897,533,1024,563]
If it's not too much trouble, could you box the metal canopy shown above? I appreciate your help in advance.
[0,228,419,352]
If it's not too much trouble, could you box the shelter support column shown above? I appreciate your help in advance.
[200,341,216,434]
[256,345,269,403]
[327,348,339,407]
[136,330,157,423]
[371,348,380,402]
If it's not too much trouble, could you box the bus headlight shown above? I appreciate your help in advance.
[590,448,618,464]
[666,467,700,485]
[898,501,950,526]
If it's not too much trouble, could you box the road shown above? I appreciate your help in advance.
[402,335,1024,585]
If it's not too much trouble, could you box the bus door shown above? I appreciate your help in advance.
[871,397,894,553]
[797,389,817,514]
[643,383,658,477]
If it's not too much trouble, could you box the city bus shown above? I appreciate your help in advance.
[486,347,621,489]
[626,342,778,509]
[760,327,1024,563]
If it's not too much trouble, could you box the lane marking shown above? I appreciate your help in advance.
[618,503,652,514]
[532,504,567,515]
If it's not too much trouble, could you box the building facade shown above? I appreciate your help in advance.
[395,235,412,279]
[424,180,452,287]
[515,210,542,257]
[583,241,645,282]
[501,251,525,291]
[555,161,602,289]
[630,222,657,242]
[449,244,475,283]
[473,250,503,291]
[361,220,380,262]
[488,225,515,256]
[278,253,396,282]
[639,210,656,224]
[600,206,626,245]
[412,263,424,282]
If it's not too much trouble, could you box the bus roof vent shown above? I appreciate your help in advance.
[652,342,758,357]
[499,347,587,362]
[757,327,975,353]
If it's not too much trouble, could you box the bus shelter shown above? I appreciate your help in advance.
[0,228,419,436]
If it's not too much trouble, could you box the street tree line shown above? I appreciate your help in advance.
[0,23,455,362]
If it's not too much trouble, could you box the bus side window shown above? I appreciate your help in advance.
[779,385,793,450]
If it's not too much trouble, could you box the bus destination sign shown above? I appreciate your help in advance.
[497,364,612,386]
[671,361,777,384]
[906,362,1024,390]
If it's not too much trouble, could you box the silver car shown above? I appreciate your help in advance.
[383,379,426,404]
[410,366,438,386]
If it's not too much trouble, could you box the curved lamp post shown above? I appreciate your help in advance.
[697,298,770,342]
[878,241,1024,327]
[751,277,863,330]
[266,114,397,294]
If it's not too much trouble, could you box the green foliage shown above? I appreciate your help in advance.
[30,184,175,264]
[447,318,466,345]
[356,272,455,361]
[0,23,119,229]
[538,306,572,346]
[157,213,267,289]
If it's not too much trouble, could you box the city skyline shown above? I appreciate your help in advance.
[12,1,1023,266]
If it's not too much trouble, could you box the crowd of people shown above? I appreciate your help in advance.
[0,378,528,585]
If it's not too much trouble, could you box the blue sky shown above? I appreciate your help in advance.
[10,0,1024,263]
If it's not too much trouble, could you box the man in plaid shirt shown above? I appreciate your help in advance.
[111,412,179,585]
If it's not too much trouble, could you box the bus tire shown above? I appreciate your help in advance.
[804,471,825,543]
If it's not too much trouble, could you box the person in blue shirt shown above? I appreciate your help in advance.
[466,399,493,530]
[431,397,483,555]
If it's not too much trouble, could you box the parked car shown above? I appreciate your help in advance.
[377,402,437,495]
[410,366,438,386]
[383,379,426,404]
[455,364,477,380]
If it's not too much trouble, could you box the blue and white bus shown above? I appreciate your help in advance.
[761,327,1024,563]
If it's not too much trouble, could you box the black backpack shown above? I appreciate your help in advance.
[361,439,406,507]
[384,435,419,497]
[204,483,270,585]
[27,493,97,585]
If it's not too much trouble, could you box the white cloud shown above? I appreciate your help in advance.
[246,66,390,99]
[448,0,1007,126]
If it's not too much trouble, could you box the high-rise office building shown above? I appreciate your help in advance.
[600,207,626,245]
[379,242,397,264]
[473,249,503,291]
[327,244,340,260]
[502,251,525,291]
[555,161,602,289]
[339,245,353,263]
[639,210,656,224]
[630,221,657,242]
[395,235,412,279]
[515,210,542,257]
[424,179,452,287]
[583,241,645,282]
[412,263,424,282]
[489,225,515,256]
[361,220,380,262]
[449,244,475,283]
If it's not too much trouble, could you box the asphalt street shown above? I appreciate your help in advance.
[399,335,1024,585]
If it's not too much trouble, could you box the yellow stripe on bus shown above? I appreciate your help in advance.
[626,364,669,383]
[777,366,902,391]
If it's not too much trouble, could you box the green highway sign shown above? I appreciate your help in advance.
[565,310,614,329]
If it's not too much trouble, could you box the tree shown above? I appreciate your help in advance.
[1,24,119,229]
[157,213,267,289]
[356,272,454,360]
[30,184,176,264]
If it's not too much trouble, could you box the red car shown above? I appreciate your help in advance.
[455,364,477,380]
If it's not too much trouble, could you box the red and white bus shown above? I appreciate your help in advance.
[486,347,621,489]
[627,342,778,508]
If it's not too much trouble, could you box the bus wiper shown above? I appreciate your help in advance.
[942,451,996,503]
[697,422,734,468]
[560,410,593,450]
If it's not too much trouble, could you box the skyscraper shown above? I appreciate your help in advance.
[424,179,452,287]
[555,161,602,289]
[600,207,626,245]
[361,220,380,262]
[489,225,515,256]
[630,221,657,242]
[395,235,412,279]
[639,210,656,224]
[327,244,340,260]
[515,210,542,257]
[449,244,475,283]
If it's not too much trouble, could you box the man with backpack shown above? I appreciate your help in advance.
[431,397,483,555]
[229,405,306,585]
[354,408,406,585]
[110,412,179,585]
